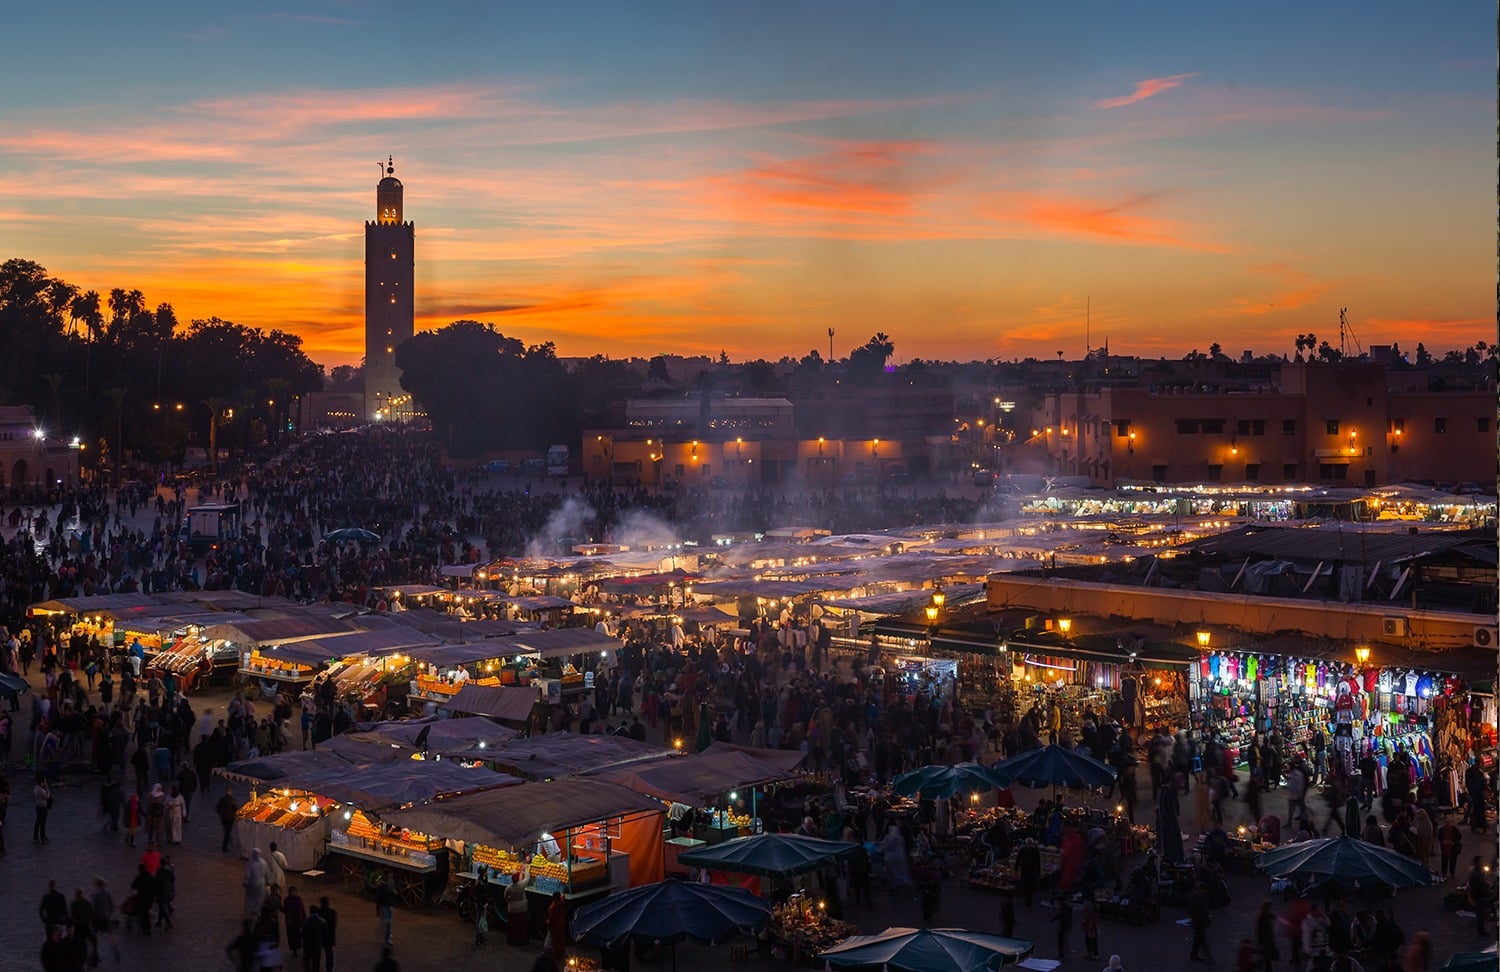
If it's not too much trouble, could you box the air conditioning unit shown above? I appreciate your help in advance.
[1381,616,1408,638]
[1474,626,1496,649]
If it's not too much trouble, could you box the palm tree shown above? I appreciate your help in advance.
[45,281,78,333]
[71,290,103,342]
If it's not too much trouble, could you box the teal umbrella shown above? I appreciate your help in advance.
[676,833,860,878]
[893,763,1013,800]
[1442,951,1498,972]
[819,927,1034,971]
[989,745,1116,790]
[570,879,771,947]
[0,672,29,701]
[1254,835,1437,890]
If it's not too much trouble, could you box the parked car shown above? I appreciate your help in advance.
[482,458,510,473]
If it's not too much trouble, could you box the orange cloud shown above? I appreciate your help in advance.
[1094,73,1199,109]
[981,191,1230,251]
[1214,262,1337,317]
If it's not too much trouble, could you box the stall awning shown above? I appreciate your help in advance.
[699,741,808,773]
[406,643,513,668]
[377,779,666,849]
[501,627,620,659]
[591,750,796,805]
[29,593,164,616]
[1004,637,1199,670]
[477,731,675,780]
[443,684,540,722]
[343,715,517,755]
[273,759,516,810]
[502,595,577,612]
[217,748,374,785]
[381,585,450,598]
[264,628,439,666]
[204,616,360,648]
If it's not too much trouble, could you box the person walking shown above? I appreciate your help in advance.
[374,873,396,947]
[505,870,531,945]
[1187,887,1213,963]
[91,877,120,965]
[268,841,288,899]
[282,887,306,958]
[1467,855,1491,937]
[1081,899,1100,961]
[1050,893,1073,960]
[165,785,186,844]
[123,791,140,847]
[374,945,398,972]
[1437,817,1463,879]
[316,895,337,971]
[33,774,52,843]
[217,786,239,852]
[128,863,157,936]
[243,848,270,922]
[1253,899,1278,972]
[300,906,327,972]
[1016,838,1042,907]
[547,891,568,964]
[154,854,175,929]
[0,773,8,856]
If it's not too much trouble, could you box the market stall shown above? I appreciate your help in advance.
[377,779,667,903]
[769,891,858,962]
[592,748,794,862]
[472,731,674,781]
[441,683,542,727]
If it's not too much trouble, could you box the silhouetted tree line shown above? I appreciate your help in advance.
[0,258,323,473]
[395,319,640,458]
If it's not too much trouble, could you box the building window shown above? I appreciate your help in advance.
[1283,419,1296,435]
[1319,463,1349,480]
[1201,419,1225,434]
[1234,419,1266,436]
[1244,463,1260,481]
[1152,464,1167,482]
[1479,417,1491,433]
[1207,464,1222,481]
[1283,463,1298,479]
[1326,419,1340,436]
[1175,419,1200,434]
[1115,420,1132,438]
[1434,417,1447,434]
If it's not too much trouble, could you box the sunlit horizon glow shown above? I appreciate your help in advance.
[1,3,1490,369]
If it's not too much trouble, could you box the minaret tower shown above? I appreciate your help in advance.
[364,156,414,421]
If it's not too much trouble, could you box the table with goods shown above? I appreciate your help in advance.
[328,809,448,906]
[768,892,857,963]
[233,788,332,871]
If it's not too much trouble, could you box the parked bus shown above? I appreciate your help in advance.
[546,444,570,477]
[180,503,241,555]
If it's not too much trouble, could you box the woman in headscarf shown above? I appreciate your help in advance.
[504,868,531,945]
[1410,806,1435,869]
[146,783,166,845]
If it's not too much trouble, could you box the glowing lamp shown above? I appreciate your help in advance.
[1354,646,1370,666]
[1196,630,1211,648]
[1057,618,1072,636]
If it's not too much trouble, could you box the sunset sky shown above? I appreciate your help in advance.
[2,2,1491,368]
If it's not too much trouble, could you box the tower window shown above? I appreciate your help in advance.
[386,346,393,354]
[389,295,396,304]
[390,250,397,260]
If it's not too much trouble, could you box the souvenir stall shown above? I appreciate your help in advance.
[882,655,959,707]
[1190,652,1260,765]
[377,780,667,910]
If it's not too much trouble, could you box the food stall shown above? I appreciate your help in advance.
[235,788,334,871]
[440,683,542,729]
[592,749,795,866]
[219,617,367,696]
[377,779,668,912]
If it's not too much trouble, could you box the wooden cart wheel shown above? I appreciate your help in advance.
[397,872,426,908]
[342,859,365,888]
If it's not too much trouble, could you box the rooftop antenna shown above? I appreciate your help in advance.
[827,327,835,362]
[1339,306,1363,359]
[1085,296,1090,358]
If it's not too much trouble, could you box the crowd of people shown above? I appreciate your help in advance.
[0,429,1492,972]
